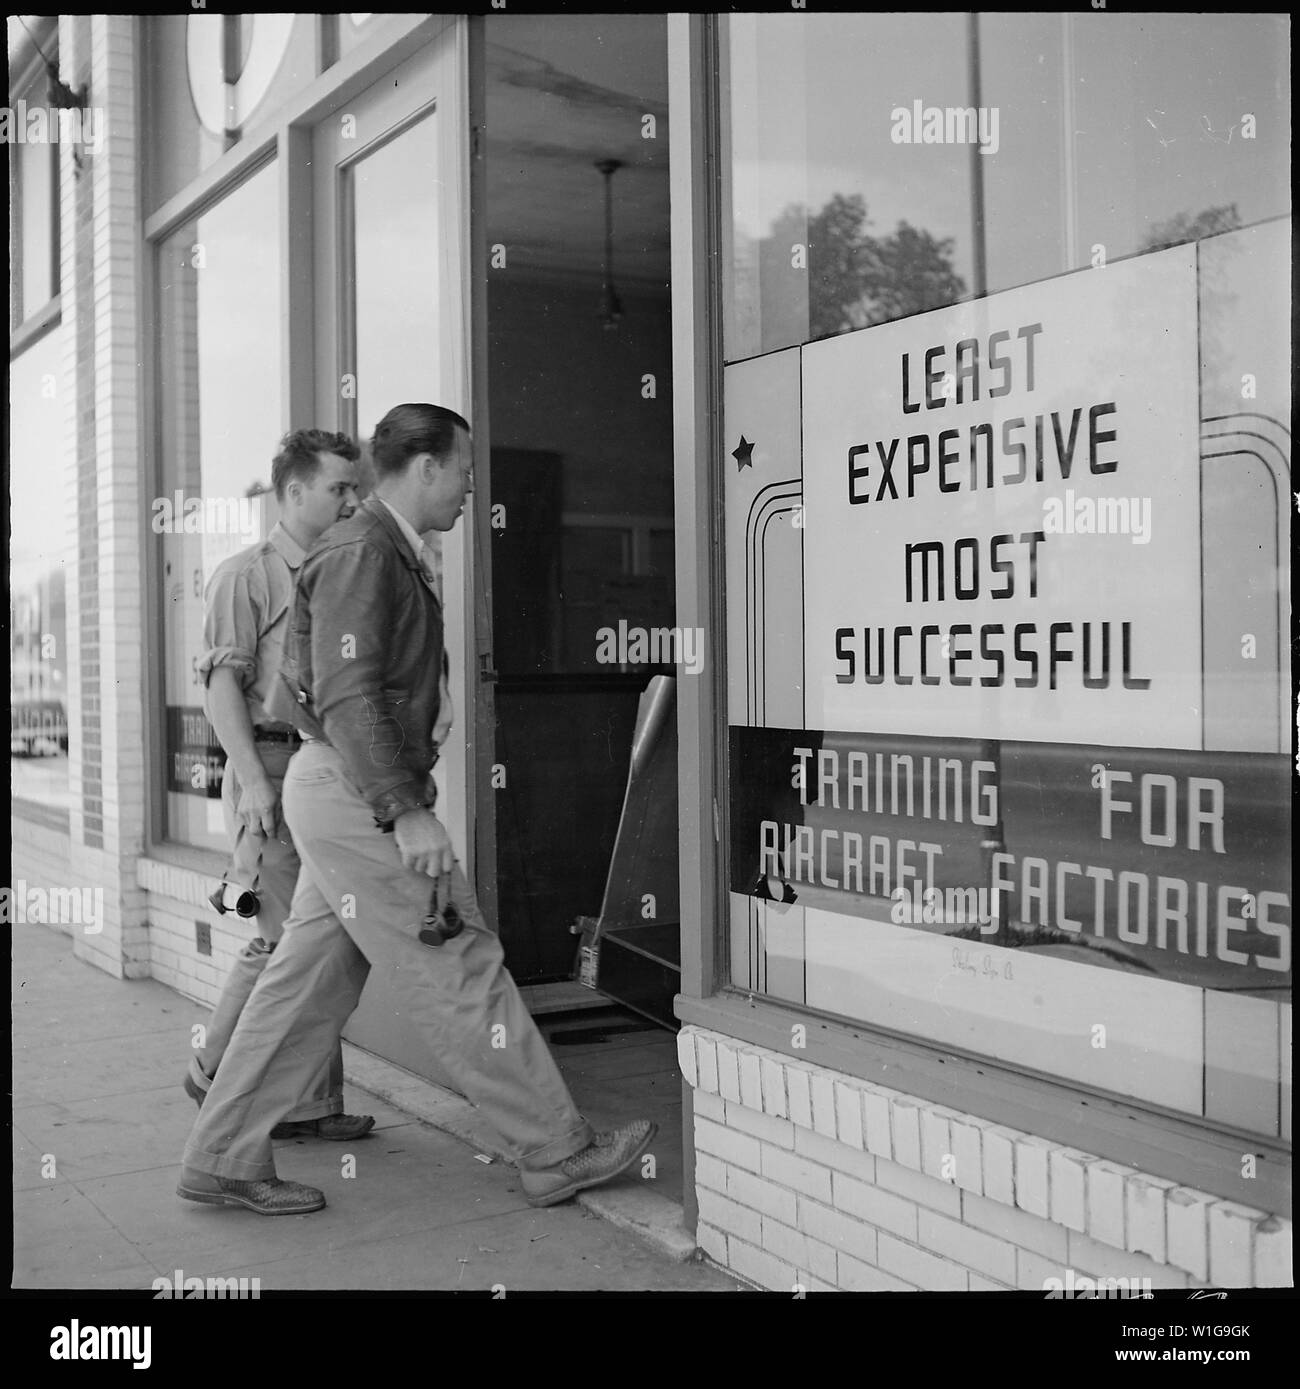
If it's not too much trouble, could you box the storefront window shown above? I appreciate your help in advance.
[7,52,60,328]
[144,13,318,213]
[724,13,1290,356]
[9,330,71,810]
[156,163,281,850]
[720,13,1290,1138]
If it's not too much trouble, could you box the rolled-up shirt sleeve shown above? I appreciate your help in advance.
[199,561,259,689]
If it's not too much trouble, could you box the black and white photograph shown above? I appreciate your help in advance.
[5,2,1293,1350]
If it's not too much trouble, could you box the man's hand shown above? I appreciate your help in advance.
[236,776,280,838]
[394,807,455,878]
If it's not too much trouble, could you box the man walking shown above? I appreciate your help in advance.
[178,403,654,1216]
[186,428,374,1142]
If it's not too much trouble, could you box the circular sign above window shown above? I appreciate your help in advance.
[186,13,296,137]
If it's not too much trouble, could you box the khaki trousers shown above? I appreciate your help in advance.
[189,739,341,1123]
[182,739,593,1181]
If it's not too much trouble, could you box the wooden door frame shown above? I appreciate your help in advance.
[467,15,500,925]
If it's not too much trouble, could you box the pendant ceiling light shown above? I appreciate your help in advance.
[595,158,625,329]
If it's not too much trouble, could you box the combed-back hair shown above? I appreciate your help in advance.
[270,428,360,500]
[370,403,470,479]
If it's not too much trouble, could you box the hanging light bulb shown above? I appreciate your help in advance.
[595,159,625,329]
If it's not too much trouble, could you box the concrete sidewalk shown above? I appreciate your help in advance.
[12,922,742,1292]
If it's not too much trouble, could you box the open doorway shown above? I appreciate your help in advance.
[470,15,684,1199]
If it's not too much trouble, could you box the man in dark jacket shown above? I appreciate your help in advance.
[177,403,654,1216]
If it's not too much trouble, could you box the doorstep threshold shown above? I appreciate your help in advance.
[340,1039,698,1265]
[517,979,611,1015]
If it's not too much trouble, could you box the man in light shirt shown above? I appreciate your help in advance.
[186,428,374,1142]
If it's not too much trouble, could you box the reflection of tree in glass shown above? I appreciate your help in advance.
[1141,202,1241,253]
[764,193,967,341]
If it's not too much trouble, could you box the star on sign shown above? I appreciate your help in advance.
[732,435,755,471]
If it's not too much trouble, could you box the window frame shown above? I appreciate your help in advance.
[8,21,63,339]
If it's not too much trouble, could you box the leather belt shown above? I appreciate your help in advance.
[253,727,301,745]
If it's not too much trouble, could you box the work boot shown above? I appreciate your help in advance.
[177,1166,326,1216]
[520,1120,657,1207]
[183,1069,208,1108]
[271,1114,376,1141]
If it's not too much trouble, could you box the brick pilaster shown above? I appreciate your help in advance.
[60,14,150,977]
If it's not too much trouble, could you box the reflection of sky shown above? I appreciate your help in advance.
[196,167,281,501]
[734,12,1289,297]
[9,331,67,590]
[353,115,443,437]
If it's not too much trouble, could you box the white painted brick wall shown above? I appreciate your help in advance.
[1066,1230,1191,1289]
[809,1071,837,1138]
[696,1034,718,1094]
[962,1189,1068,1263]
[919,1106,951,1181]
[694,1087,725,1123]
[1124,1173,1177,1263]
[1253,1216,1291,1288]
[861,1088,893,1160]
[1165,1187,1213,1282]
[694,1151,726,1194]
[728,1236,792,1292]
[761,1145,832,1204]
[948,1117,984,1195]
[716,1040,740,1102]
[918,1209,1016,1285]
[761,1215,837,1283]
[794,1124,876,1184]
[727,1164,797,1225]
[833,1081,864,1149]
[694,1115,760,1173]
[786,1063,813,1129]
[696,1221,726,1265]
[890,1099,922,1169]
[1085,1159,1131,1248]
[676,1031,697,1088]
[1016,1247,1062,1293]
[981,1125,1017,1206]
[1013,1135,1052,1219]
[798,1195,878,1264]
[1208,1201,1265,1287]
[832,1172,917,1241]
[969,1273,1014,1292]
[738,1050,762,1111]
[678,1026,1291,1292]
[877,1232,967,1291]
[697,1187,761,1247]
[1048,1146,1092,1233]
[838,1251,914,1292]
[874,1155,961,1218]
[723,1100,793,1150]
[759,1055,787,1117]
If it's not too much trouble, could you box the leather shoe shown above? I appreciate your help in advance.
[520,1120,657,1207]
[183,1071,208,1108]
[270,1114,376,1141]
[177,1166,325,1216]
